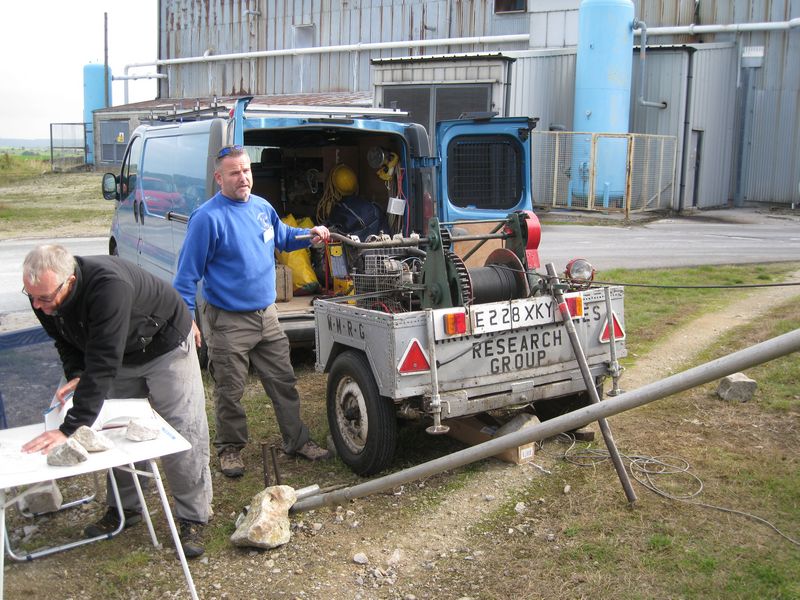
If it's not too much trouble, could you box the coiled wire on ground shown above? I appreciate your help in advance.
[537,433,800,547]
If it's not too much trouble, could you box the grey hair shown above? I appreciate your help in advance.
[23,244,76,285]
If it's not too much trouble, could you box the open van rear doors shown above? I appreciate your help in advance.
[435,116,537,224]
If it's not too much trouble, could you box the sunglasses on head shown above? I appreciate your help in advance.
[217,145,244,159]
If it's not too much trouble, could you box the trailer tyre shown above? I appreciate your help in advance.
[327,350,397,476]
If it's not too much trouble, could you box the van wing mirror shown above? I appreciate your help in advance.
[102,173,119,200]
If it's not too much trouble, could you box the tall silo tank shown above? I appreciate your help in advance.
[83,63,112,165]
[570,0,634,206]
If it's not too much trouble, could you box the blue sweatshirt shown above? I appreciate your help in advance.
[174,192,310,312]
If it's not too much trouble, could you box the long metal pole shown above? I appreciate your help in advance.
[545,263,637,504]
[293,328,800,513]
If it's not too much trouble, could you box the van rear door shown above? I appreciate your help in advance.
[435,116,536,224]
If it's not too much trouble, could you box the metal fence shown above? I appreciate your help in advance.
[49,123,87,172]
[531,131,677,216]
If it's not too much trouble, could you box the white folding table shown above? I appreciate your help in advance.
[0,415,199,600]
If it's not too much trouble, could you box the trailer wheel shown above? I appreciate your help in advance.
[327,350,397,476]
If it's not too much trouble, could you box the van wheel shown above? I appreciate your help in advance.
[327,350,397,476]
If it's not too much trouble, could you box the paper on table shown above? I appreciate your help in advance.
[43,395,154,431]
[43,391,73,431]
[93,398,155,429]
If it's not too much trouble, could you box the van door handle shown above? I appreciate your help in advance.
[138,200,145,223]
[134,199,140,224]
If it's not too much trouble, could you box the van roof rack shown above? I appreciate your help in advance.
[242,104,408,119]
[155,98,230,122]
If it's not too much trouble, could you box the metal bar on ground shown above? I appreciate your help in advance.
[292,328,800,513]
[270,446,282,485]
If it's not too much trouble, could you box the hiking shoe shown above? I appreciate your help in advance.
[84,507,141,538]
[219,448,244,477]
[294,440,333,461]
[178,519,205,559]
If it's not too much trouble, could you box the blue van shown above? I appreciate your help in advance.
[102,97,537,347]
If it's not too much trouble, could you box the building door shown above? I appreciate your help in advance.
[684,129,702,208]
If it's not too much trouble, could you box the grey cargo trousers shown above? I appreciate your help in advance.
[106,332,213,523]
[202,302,311,455]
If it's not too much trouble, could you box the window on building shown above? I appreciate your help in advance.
[495,0,526,14]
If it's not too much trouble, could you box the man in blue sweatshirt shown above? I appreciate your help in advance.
[174,145,332,477]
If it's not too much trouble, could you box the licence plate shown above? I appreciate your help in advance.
[469,296,558,335]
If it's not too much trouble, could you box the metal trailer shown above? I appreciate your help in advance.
[314,212,626,475]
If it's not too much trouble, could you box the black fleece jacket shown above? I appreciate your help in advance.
[32,256,192,436]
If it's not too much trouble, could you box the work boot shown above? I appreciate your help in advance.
[178,519,205,559]
[219,447,244,477]
[84,507,142,538]
[294,440,333,461]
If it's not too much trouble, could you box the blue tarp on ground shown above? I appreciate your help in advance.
[0,326,63,428]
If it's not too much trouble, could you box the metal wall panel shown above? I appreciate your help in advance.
[627,0,799,204]
[160,0,533,98]
[630,50,688,210]
[506,49,577,131]
[687,44,738,208]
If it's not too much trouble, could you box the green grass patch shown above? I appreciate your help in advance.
[0,170,112,238]
[601,263,800,359]
[458,275,800,600]
[0,152,50,185]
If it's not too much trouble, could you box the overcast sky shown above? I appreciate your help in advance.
[0,0,158,140]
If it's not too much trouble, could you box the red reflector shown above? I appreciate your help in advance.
[565,295,584,319]
[398,339,430,374]
[599,312,626,342]
[443,312,467,335]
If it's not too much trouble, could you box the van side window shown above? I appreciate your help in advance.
[141,133,209,216]
[121,136,143,202]
[446,135,523,210]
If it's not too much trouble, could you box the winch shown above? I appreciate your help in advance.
[332,210,544,312]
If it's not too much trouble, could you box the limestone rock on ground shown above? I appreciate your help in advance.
[17,480,63,514]
[717,372,757,402]
[230,485,297,549]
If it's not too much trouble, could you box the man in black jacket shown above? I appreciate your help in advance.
[20,244,212,558]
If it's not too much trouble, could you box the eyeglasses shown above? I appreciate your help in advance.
[22,279,68,304]
[217,145,244,159]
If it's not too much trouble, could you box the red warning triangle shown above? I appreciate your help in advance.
[599,312,625,343]
[397,338,431,374]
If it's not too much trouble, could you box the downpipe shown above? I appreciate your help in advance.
[293,327,800,512]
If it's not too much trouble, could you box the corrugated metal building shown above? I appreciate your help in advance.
[99,0,798,208]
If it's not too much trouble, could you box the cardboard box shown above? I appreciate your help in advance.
[444,416,535,465]
[275,263,293,302]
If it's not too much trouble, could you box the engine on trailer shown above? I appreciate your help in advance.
[338,211,544,313]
